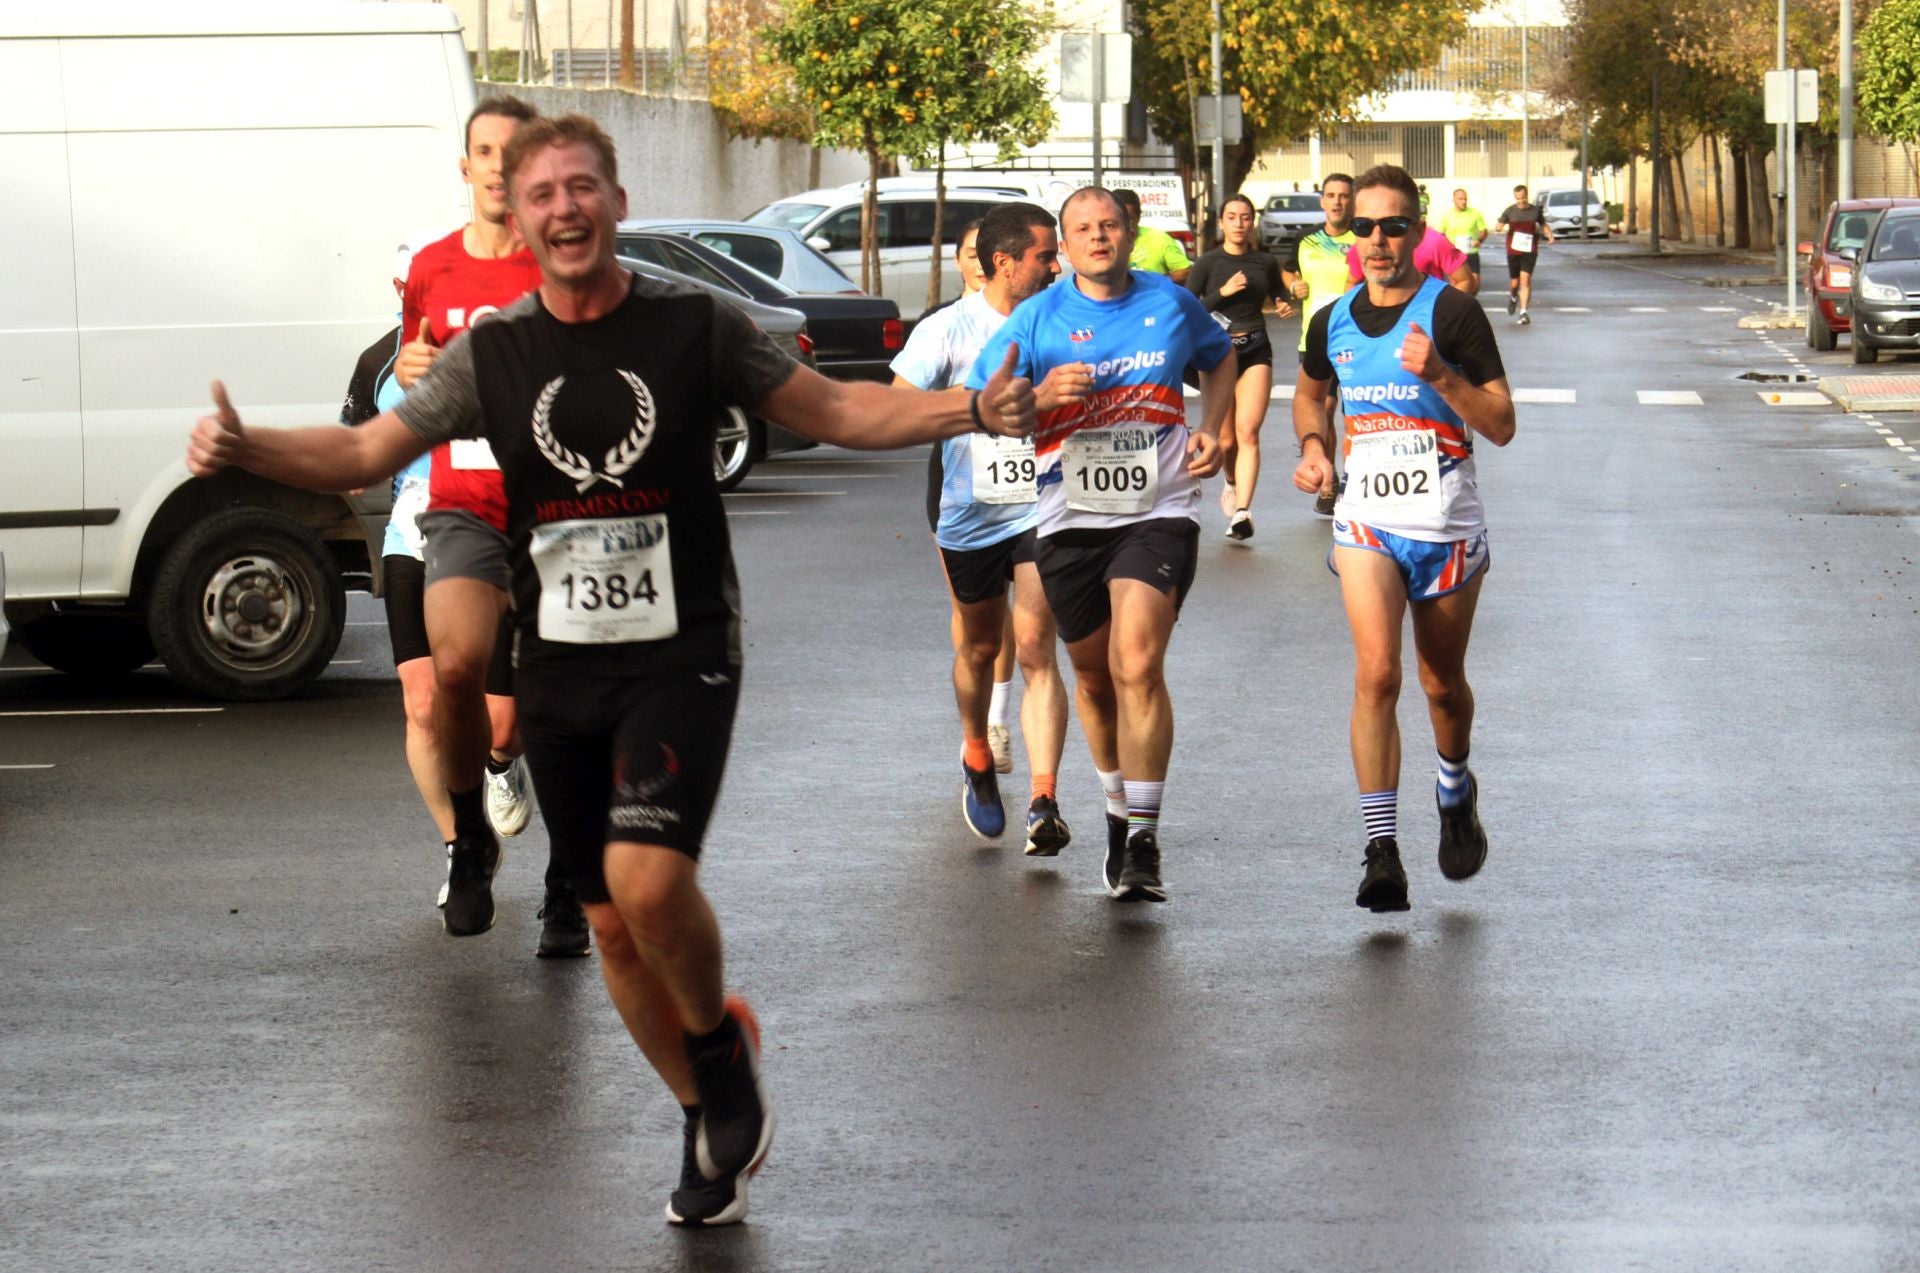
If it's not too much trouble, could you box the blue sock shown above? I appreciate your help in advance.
[1361,790,1398,843]
[1436,752,1470,809]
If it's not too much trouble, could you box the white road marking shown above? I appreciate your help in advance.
[1630,306,1669,313]
[328,659,362,666]
[1637,390,1704,405]
[1700,306,1738,312]
[1757,391,1830,406]
[1886,437,1908,447]
[0,707,224,718]
[1269,384,1296,400]
[743,472,893,480]
[721,491,844,497]
[725,510,792,516]
[1554,306,1592,313]
[1513,388,1577,404]
[0,764,55,770]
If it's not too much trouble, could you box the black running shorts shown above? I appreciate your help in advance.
[382,554,431,666]
[1506,251,1538,277]
[486,612,513,698]
[1033,517,1200,644]
[1230,328,1274,373]
[1463,251,1481,274]
[420,507,511,591]
[515,663,741,901]
[939,527,1037,606]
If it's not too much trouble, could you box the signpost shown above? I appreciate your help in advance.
[1059,32,1132,187]
[1765,68,1817,320]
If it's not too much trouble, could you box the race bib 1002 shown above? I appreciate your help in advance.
[530,514,678,644]
[1345,429,1443,526]
[1062,427,1159,515]
[970,434,1038,505]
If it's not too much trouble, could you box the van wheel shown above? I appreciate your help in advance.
[15,614,155,678]
[714,406,764,492]
[148,508,345,701]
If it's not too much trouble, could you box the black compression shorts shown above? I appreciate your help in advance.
[382,554,431,666]
[1230,328,1273,373]
[515,662,742,902]
[1033,517,1200,644]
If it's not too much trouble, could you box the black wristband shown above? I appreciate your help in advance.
[969,391,988,433]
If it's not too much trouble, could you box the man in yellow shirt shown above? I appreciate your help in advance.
[1282,172,1358,514]
[1115,187,1192,284]
[1435,188,1488,284]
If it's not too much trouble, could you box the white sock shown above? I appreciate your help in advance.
[1098,768,1126,820]
[988,679,1012,727]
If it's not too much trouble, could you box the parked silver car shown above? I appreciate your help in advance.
[1542,189,1610,239]
[1848,206,1920,365]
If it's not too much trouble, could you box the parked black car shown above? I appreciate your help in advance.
[1848,206,1920,365]
[616,226,904,382]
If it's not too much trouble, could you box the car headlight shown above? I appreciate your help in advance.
[1827,266,1852,289]
[1860,276,1902,302]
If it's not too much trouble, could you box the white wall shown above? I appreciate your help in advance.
[508,84,865,217]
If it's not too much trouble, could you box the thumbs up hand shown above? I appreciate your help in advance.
[395,316,437,390]
[188,380,247,476]
[976,342,1036,437]
[1398,321,1441,383]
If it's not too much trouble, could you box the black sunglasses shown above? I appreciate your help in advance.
[1351,216,1415,239]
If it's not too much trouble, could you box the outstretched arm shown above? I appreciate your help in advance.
[756,345,1035,450]
[188,380,430,490]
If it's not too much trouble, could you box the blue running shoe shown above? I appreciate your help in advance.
[962,762,1005,839]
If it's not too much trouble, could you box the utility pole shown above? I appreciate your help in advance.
[1776,0,1788,278]
[1651,66,1662,253]
[1840,0,1855,200]
[1091,35,1104,188]
[1579,116,1591,238]
[1210,0,1225,229]
[1520,6,1530,185]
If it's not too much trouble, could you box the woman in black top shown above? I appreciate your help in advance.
[1188,194,1294,540]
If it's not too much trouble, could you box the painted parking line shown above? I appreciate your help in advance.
[0,707,224,718]
[1637,390,1704,405]
[1512,388,1577,404]
[1757,391,1830,406]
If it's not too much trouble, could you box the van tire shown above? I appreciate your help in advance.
[16,614,155,678]
[148,508,345,701]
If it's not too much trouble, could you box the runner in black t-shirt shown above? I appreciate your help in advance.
[187,114,1038,1229]
[1494,184,1555,325]
[1186,193,1296,541]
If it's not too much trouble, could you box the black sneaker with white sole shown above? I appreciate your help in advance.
[1111,829,1168,903]
[1437,772,1488,881]
[666,1109,748,1226]
[441,831,501,936]
[536,886,591,958]
[1507,293,1518,315]
[1103,813,1127,892]
[689,997,773,1183]
[1356,837,1410,912]
[1024,796,1072,857]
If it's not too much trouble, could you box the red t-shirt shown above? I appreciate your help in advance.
[401,229,542,531]
[1346,227,1468,285]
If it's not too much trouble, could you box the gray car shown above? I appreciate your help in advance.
[621,219,858,294]
[1848,207,1920,365]
[616,255,817,488]
[1260,192,1324,255]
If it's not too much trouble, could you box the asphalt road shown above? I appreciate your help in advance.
[4,243,1919,1271]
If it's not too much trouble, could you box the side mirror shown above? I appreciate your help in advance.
[807,235,833,252]
[1840,246,1860,261]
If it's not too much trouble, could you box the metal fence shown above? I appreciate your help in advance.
[467,0,709,98]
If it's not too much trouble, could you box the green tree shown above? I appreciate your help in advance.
[768,0,1052,297]
[1131,0,1477,227]
[709,0,816,145]
[1860,0,1920,185]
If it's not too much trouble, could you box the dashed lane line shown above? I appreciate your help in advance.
[720,491,844,498]
[0,764,55,770]
[1700,306,1738,312]
[1630,306,1669,313]
[1637,390,1705,405]
[0,707,224,718]
[1757,391,1830,406]
[1554,306,1592,313]
[725,510,792,516]
[1513,388,1577,404]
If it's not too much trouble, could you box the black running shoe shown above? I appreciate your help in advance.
[1103,813,1127,892]
[666,1114,748,1226]
[1112,829,1168,903]
[1024,796,1072,857]
[1437,772,1489,881]
[1313,488,1337,516]
[536,886,591,958]
[690,997,773,1182]
[1506,293,1518,315]
[1356,837,1410,912]
[442,831,501,936]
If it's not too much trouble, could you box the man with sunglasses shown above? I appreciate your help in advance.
[1282,174,1358,515]
[1290,164,1516,915]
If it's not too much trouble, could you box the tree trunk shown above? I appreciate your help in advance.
[861,138,880,294]
[1747,146,1774,247]
[1711,135,1725,247]
[1672,149,1694,243]
[1731,141,1750,249]
[808,144,821,191]
[619,0,634,87]
[927,147,946,314]
[1626,154,1638,236]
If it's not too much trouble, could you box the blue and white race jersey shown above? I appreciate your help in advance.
[378,368,432,561]
[892,290,1039,551]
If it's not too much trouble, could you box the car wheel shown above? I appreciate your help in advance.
[713,406,765,493]
[15,613,155,677]
[1852,330,1878,364]
[148,507,345,701]
[1808,303,1836,352]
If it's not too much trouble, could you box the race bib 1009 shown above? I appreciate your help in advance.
[530,514,678,644]
[1062,427,1159,515]
[969,434,1039,505]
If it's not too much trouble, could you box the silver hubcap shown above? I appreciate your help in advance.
[714,408,751,482]
[200,554,306,663]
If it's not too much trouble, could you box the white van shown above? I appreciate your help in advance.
[1,2,475,699]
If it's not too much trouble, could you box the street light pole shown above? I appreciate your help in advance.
[1840,0,1855,200]
[1210,0,1225,230]
[1651,65,1662,254]
[1776,0,1788,278]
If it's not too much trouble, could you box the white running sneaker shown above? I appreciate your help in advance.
[485,754,534,837]
[1219,479,1237,519]
[986,724,1013,775]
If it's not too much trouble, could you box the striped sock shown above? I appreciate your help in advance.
[1098,768,1126,820]
[1436,752,1470,809]
[1124,780,1165,837]
[1361,790,1398,843]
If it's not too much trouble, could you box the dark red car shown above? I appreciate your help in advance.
[1804,198,1920,350]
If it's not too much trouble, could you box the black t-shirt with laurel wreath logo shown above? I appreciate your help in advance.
[396,272,797,674]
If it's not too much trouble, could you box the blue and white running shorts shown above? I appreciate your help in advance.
[1330,520,1489,599]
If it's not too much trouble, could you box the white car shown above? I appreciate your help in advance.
[1542,189,1611,239]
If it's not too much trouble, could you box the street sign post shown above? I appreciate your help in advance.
[1765,68,1817,319]
[1193,94,1243,145]
[1059,32,1132,184]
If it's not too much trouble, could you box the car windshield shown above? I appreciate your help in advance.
[1545,191,1595,207]
[1870,217,1920,262]
[1830,212,1875,254]
[746,202,828,233]
[1266,195,1319,213]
